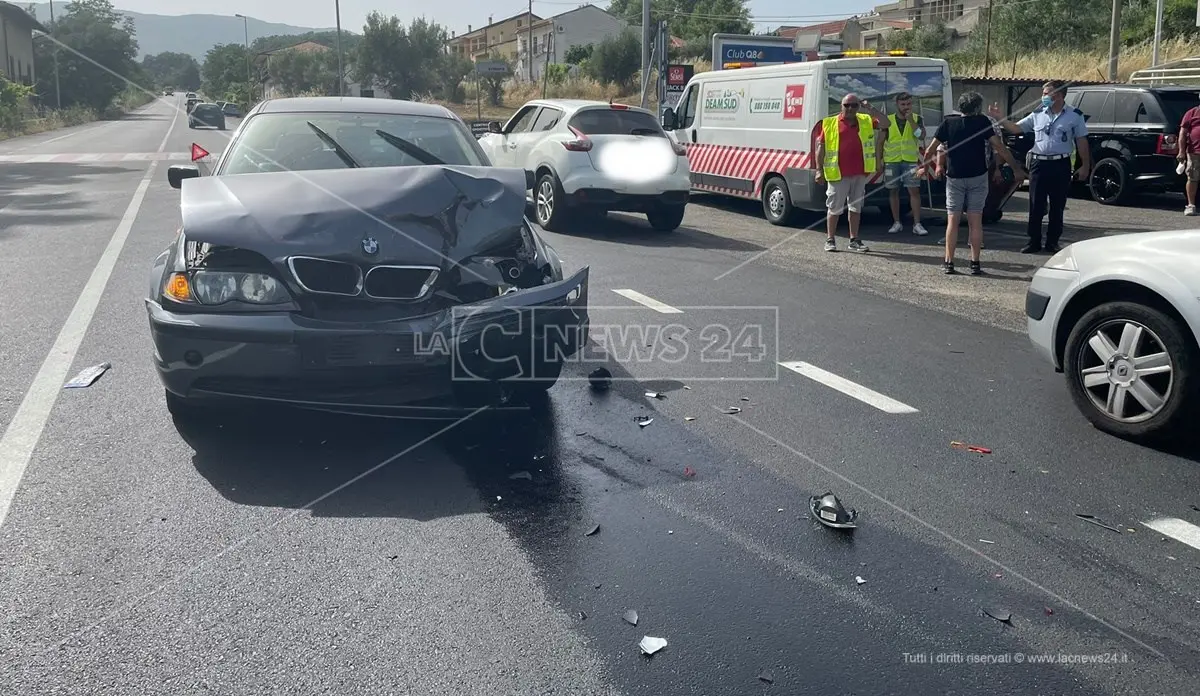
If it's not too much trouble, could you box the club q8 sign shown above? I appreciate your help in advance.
[784,84,805,120]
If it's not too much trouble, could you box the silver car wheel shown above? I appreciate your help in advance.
[768,186,785,216]
[536,180,554,225]
[1078,319,1173,423]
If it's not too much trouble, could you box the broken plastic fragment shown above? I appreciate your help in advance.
[588,367,612,391]
[639,636,667,655]
[810,492,858,529]
[508,471,532,481]
[683,385,691,390]
[757,670,774,684]
[979,539,995,544]
[638,418,654,427]
[1044,607,1053,616]
[740,397,750,401]
[983,607,1012,623]
[623,609,638,626]
[645,391,666,399]
[950,441,992,455]
[578,611,587,620]
[683,466,696,478]
[1075,513,1122,534]
[855,576,866,585]
[723,407,742,414]
[684,416,695,421]
[585,524,601,537]
[64,362,112,389]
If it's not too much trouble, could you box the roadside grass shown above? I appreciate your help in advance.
[952,37,1200,82]
[1,87,157,141]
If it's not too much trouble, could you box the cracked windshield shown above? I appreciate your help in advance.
[4,0,1200,693]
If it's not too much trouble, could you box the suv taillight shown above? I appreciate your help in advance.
[1158,133,1179,155]
[562,125,592,152]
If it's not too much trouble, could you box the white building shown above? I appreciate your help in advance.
[514,4,630,82]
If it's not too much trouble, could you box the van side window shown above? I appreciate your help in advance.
[678,85,699,129]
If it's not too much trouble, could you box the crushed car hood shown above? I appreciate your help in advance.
[179,165,529,267]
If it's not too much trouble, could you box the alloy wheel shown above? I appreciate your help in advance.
[536,180,554,225]
[1077,319,1173,423]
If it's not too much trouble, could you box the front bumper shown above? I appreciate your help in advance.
[147,267,590,409]
[1026,267,1079,371]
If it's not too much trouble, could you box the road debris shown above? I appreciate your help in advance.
[578,611,587,620]
[637,417,654,428]
[508,471,532,481]
[983,607,1012,624]
[1075,513,1122,534]
[723,407,742,414]
[810,492,858,530]
[585,524,601,537]
[1044,607,1054,616]
[684,416,696,421]
[855,576,866,585]
[951,441,992,455]
[979,539,995,544]
[588,367,612,391]
[757,670,774,684]
[64,362,112,389]
[683,385,692,390]
[639,636,668,656]
[683,466,696,478]
[740,396,751,401]
[645,391,666,399]
[623,609,639,626]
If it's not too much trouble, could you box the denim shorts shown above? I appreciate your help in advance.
[945,174,989,213]
[884,162,919,189]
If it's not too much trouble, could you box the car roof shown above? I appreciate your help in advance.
[522,99,655,116]
[252,97,458,119]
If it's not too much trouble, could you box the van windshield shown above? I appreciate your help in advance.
[826,68,945,128]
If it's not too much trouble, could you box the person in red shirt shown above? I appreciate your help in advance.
[813,94,883,252]
[1177,104,1200,215]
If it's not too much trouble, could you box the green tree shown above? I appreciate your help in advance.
[202,43,250,99]
[354,13,461,100]
[606,0,752,53]
[1121,0,1200,45]
[563,44,593,65]
[885,23,954,55]
[31,0,140,111]
[979,0,1108,56]
[268,49,340,96]
[587,30,641,88]
[143,52,201,90]
[437,53,473,103]
[252,31,362,55]
[478,52,512,106]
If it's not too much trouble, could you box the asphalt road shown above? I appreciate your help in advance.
[1,96,1198,695]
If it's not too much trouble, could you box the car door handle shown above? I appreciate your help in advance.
[508,143,518,149]
[689,131,696,143]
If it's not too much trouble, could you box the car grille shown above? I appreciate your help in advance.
[288,257,363,296]
[364,266,439,300]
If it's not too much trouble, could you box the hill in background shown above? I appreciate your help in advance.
[27,3,335,59]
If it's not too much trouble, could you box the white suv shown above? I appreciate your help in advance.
[478,99,691,232]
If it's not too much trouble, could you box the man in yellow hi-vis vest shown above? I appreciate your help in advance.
[864,93,929,236]
[813,93,884,253]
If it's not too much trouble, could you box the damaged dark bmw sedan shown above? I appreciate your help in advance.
[151,97,589,420]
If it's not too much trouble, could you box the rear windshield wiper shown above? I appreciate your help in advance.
[630,127,661,136]
[374,129,445,165]
[306,121,361,168]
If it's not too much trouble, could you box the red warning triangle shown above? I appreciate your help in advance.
[190,143,210,161]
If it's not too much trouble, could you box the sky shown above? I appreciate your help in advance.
[108,0,882,34]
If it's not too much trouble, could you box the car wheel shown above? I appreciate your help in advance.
[1088,157,1129,205]
[646,204,686,231]
[761,176,797,226]
[1063,301,1197,441]
[534,173,569,231]
[507,347,564,401]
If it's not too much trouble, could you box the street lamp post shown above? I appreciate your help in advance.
[49,0,61,109]
[235,14,251,102]
[334,0,345,96]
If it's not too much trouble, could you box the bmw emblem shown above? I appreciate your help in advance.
[361,237,379,255]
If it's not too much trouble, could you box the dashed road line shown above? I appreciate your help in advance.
[779,360,919,414]
[611,289,683,314]
[1142,518,1200,551]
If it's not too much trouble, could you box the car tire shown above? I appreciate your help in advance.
[647,204,686,231]
[761,176,797,226]
[1063,301,1197,442]
[1088,156,1129,205]
[534,173,569,231]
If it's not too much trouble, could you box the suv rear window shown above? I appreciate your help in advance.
[1155,90,1200,127]
[568,108,663,136]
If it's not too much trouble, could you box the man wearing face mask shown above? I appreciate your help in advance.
[989,80,1090,254]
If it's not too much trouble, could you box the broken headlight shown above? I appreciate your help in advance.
[162,236,294,307]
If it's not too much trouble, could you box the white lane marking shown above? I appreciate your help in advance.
[75,153,103,162]
[611,289,683,314]
[27,154,55,163]
[1143,518,1200,551]
[0,100,179,529]
[779,361,919,414]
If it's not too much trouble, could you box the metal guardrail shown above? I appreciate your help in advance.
[1129,57,1200,85]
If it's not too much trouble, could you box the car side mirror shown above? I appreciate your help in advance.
[167,165,200,189]
[661,107,677,131]
[488,121,503,134]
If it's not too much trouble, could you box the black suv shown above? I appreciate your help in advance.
[1006,85,1200,204]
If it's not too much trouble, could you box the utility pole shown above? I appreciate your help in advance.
[641,0,650,109]
[235,14,251,102]
[528,0,534,82]
[1152,0,1165,66]
[982,0,993,78]
[335,0,345,96]
[49,0,60,109]
[1107,0,1121,81]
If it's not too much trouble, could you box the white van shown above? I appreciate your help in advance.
[660,51,953,225]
